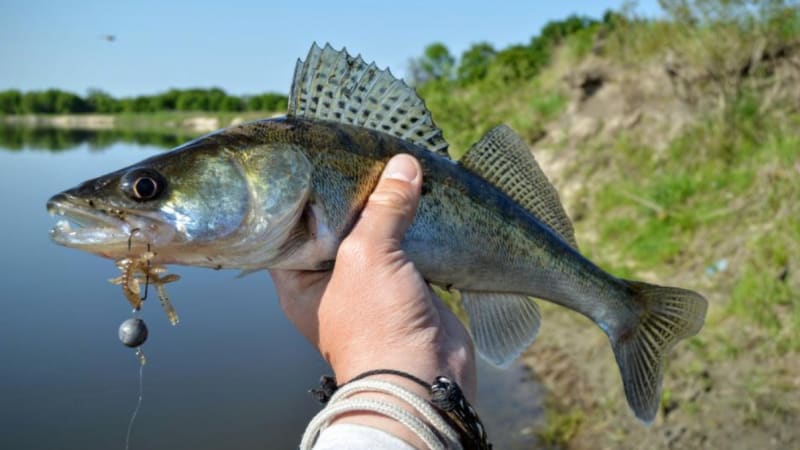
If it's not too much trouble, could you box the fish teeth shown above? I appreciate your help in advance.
[55,219,72,232]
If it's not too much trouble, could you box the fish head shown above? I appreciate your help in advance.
[47,134,313,267]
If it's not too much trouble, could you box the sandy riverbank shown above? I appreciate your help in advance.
[3,114,116,130]
[0,112,279,133]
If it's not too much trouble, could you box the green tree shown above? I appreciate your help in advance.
[55,91,89,113]
[247,95,263,111]
[409,43,455,84]
[262,93,287,111]
[132,96,153,112]
[118,98,137,113]
[176,90,209,111]
[457,42,496,85]
[539,14,598,45]
[86,89,118,113]
[247,93,287,112]
[0,90,22,114]
[488,45,541,81]
[3,88,290,114]
[219,96,243,112]
[19,90,58,113]
[148,88,180,111]
[206,87,227,111]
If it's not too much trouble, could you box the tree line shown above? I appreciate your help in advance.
[0,12,622,116]
[0,88,288,115]
[407,11,623,88]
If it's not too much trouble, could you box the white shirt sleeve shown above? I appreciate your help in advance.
[312,423,416,450]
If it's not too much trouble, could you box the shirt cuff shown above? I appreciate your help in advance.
[312,423,417,450]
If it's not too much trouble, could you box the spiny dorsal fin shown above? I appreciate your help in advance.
[460,125,578,249]
[288,43,449,158]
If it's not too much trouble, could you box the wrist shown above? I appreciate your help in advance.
[325,348,474,449]
[326,372,433,449]
[330,344,475,402]
[325,370,463,450]
[308,368,486,450]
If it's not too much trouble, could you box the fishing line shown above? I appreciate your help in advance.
[124,358,144,450]
[119,308,148,450]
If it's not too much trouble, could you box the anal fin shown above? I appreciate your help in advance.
[461,291,541,367]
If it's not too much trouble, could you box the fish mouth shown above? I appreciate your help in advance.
[47,194,164,253]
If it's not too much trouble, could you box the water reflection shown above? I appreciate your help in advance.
[0,125,192,151]
[0,130,543,449]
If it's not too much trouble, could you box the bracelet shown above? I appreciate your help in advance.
[309,369,492,450]
[303,379,459,449]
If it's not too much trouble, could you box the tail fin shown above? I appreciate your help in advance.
[612,281,707,423]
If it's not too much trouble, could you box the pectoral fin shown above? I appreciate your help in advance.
[461,291,541,367]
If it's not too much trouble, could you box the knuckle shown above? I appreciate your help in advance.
[336,238,369,263]
[368,184,414,210]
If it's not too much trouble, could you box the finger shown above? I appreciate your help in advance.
[348,154,422,246]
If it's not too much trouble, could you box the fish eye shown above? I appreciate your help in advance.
[134,177,158,199]
[122,168,166,202]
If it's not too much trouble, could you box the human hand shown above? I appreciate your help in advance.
[270,154,476,445]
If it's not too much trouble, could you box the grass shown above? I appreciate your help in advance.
[581,93,800,353]
[537,408,584,447]
[413,7,800,359]
[415,7,799,444]
[417,60,569,158]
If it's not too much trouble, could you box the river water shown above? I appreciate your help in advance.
[0,129,543,449]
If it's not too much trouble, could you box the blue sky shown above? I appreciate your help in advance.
[0,0,661,97]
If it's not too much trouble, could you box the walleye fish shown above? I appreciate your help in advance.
[47,43,707,422]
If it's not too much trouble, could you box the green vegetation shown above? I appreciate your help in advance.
[408,0,799,349]
[407,0,799,446]
[537,408,583,447]
[1,2,797,444]
[404,13,615,154]
[0,87,287,115]
[591,96,800,351]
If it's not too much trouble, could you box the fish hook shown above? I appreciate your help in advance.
[127,228,151,302]
[128,228,141,252]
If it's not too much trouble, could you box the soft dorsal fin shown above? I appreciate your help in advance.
[460,125,578,249]
[288,43,449,158]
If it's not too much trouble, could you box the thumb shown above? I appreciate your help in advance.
[349,154,422,245]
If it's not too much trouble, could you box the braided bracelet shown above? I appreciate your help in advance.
[310,369,492,450]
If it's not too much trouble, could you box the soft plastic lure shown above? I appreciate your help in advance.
[109,250,181,325]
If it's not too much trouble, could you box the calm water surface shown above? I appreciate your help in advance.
[0,132,543,449]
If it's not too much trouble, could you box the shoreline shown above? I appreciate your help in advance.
[2,114,115,130]
[1,111,280,133]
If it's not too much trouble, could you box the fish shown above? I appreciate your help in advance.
[47,43,707,422]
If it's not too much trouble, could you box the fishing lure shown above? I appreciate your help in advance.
[109,248,181,325]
